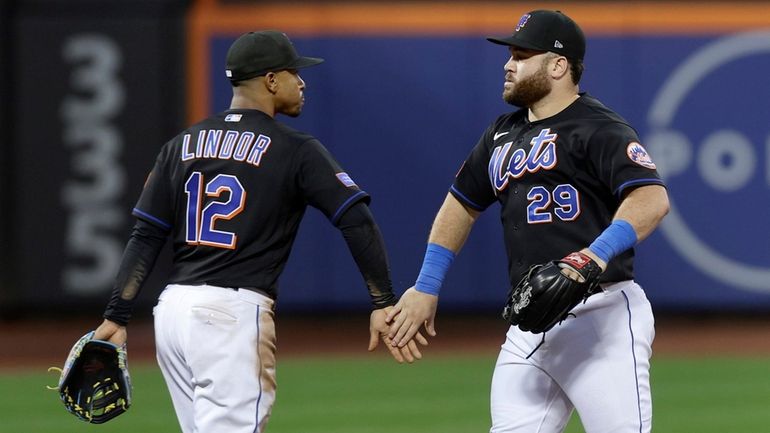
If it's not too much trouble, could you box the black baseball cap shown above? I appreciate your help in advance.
[487,10,585,61]
[225,30,324,82]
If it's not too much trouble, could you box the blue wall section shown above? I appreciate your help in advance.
[206,33,770,311]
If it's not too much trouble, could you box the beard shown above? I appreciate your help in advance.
[503,60,552,107]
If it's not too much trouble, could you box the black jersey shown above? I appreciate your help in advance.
[451,93,664,284]
[133,109,370,297]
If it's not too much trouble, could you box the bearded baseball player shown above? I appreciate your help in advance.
[386,10,670,433]
[88,30,427,433]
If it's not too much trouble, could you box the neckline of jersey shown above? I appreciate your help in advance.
[524,92,587,125]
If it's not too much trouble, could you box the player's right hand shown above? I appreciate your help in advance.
[386,287,438,348]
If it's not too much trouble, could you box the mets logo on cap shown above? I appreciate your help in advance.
[515,13,531,32]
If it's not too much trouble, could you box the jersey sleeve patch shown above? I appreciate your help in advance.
[626,142,657,169]
[336,172,357,187]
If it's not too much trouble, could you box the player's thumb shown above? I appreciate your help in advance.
[425,318,437,337]
[367,330,379,351]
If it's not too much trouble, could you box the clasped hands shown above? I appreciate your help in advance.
[368,287,438,364]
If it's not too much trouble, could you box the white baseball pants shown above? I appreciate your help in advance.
[490,280,655,433]
[153,284,276,433]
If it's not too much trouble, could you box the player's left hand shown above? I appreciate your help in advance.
[560,248,607,280]
[503,250,605,334]
[369,307,428,364]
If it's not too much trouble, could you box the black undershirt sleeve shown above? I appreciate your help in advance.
[334,201,396,309]
[103,218,169,325]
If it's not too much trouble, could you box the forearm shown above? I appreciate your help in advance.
[427,193,481,253]
[614,185,669,242]
[103,219,167,325]
[586,184,669,266]
[336,202,396,309]
[414,193,481,296]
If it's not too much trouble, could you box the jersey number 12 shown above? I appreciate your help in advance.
[184,172,246,249]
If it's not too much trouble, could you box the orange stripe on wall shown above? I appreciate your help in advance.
[191,2,770,35]
[187,1,770,122]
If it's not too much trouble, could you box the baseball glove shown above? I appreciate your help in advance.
[48,331,132,424]
[502,252,603,334]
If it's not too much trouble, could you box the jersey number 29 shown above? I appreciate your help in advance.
[184,172,246,249]
[527,184,580,224]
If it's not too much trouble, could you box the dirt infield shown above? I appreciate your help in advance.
[2,314,770,369]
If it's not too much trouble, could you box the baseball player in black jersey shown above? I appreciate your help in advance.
[87,30,427,433]
[386,10,669,433]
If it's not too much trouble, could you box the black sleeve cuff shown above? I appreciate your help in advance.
[331,191,371,226]
[371,293,397,309]
[449,185,487,211]
[103,297,134,327]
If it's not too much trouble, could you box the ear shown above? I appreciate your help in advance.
[264,72,279,93]
[550,56,570,80]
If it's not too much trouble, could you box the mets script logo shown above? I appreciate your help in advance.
[626,142,657,169]
[515,14,531,32]
[488,128,558,192]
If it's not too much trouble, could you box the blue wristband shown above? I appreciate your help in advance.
[415,243,455,296]
[588,220,638,264]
